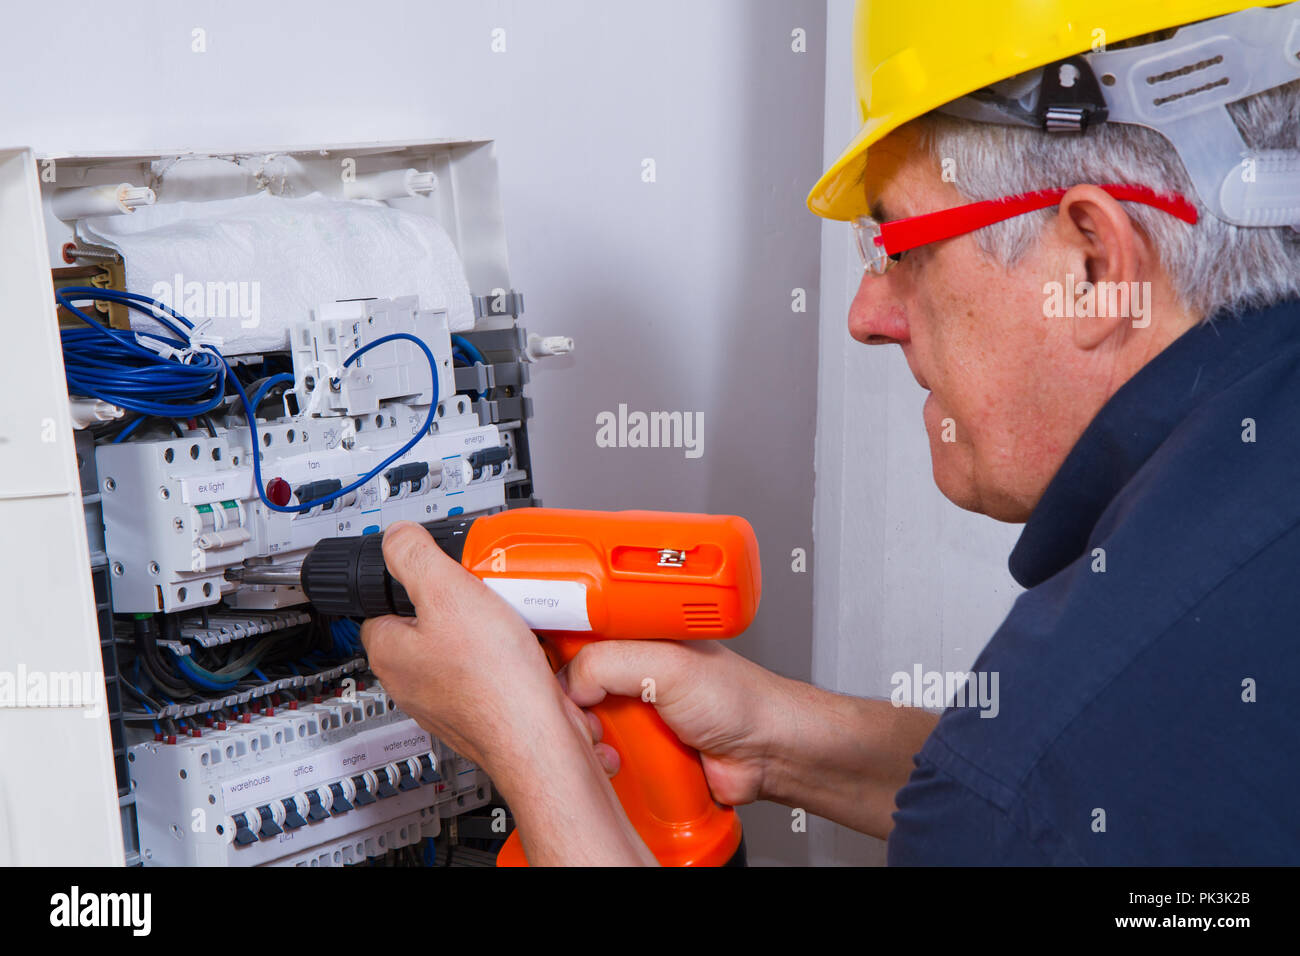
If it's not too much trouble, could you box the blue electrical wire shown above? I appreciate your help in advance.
[451,334,486,366]
[451,334,486,401]
[113,417,147,443]
[125,676,164,735]
[249,373,295,415]
[233,332,439,513]
[58,287,227,417]
[58,287,441,514]
[170,653,239,692]
[328,619,363,657]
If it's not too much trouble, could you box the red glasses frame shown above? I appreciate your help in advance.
[852,184,1199,275]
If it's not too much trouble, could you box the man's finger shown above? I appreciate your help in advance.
[359,612,419,671]
[584,709,603,742]
[594,742,620,777]
[560,639,688,709]
[381,521,471,619]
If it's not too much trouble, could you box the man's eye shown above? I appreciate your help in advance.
[889,250,906,264]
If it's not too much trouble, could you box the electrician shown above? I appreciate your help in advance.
[363,0,1300,864]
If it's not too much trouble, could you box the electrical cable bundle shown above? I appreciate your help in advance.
[330,618,364,657]
[125,611,361,706]
[59,287,228,418]
[57,287,440,514]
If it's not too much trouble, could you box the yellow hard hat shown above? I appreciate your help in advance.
[807,0,1272,221]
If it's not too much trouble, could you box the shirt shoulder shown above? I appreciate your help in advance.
[888,743,1084,866]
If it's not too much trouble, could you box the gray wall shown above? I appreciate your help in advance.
[1,0,826,865]
[810,0,1024,865]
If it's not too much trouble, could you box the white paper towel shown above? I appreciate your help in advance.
[77,192,475,354]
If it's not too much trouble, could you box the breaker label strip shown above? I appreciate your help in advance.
[220,717,432,810]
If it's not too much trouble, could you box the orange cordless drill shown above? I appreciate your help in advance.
[294,508,763,866]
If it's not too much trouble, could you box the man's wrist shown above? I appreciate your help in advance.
[753,671,817,805]
[471,685,584,795]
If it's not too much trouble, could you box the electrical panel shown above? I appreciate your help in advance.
[19,139,568,867]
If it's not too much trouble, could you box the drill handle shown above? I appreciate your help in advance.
[527,633,741,866]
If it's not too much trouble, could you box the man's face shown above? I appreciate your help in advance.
[847,125,1129,522]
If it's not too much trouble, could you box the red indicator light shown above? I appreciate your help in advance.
[267,477,292,507]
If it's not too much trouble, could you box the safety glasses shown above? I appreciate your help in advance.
[852,184,1199,275]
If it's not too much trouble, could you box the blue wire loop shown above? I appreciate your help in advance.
[58,287,441,514]
[451,334,486,366]
[450,333,486,401]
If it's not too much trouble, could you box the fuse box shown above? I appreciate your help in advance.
[2,138,564,867]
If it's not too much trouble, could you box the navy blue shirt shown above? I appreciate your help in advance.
[888,299,1300,865]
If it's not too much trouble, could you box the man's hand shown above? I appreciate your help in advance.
[559,640,788,807]
[359,521,572,770]
[561,639,940,839]
[359,521,654,864]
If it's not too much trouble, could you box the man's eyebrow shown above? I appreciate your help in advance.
[869,198,894,222]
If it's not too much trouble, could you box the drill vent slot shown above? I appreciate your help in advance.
[682,602,724,632]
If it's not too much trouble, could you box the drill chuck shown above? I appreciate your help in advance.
[301,534,415,617]
[299,518,475,618]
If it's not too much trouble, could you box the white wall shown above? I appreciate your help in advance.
[809,0,1025,865]
[0,0,826,865]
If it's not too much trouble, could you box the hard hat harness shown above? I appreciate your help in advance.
[936,3,1300,228]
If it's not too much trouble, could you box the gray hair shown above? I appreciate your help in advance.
[915,79,1300,322]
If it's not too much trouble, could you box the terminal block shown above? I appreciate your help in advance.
[128,681,491,866]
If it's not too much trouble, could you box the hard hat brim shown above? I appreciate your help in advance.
[806,122,877,222]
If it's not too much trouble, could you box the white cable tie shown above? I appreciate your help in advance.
[134,331,180,361]
[175,317,225,365]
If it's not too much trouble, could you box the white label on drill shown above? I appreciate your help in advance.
[482,578,592,631]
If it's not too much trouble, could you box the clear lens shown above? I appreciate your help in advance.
[851,216,890,275]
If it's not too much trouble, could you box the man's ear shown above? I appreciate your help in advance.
[1055,185,1144,350]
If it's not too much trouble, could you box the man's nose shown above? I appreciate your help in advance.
[847,271,910,345]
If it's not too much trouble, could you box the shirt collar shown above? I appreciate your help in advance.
[1009,298,1300,588]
